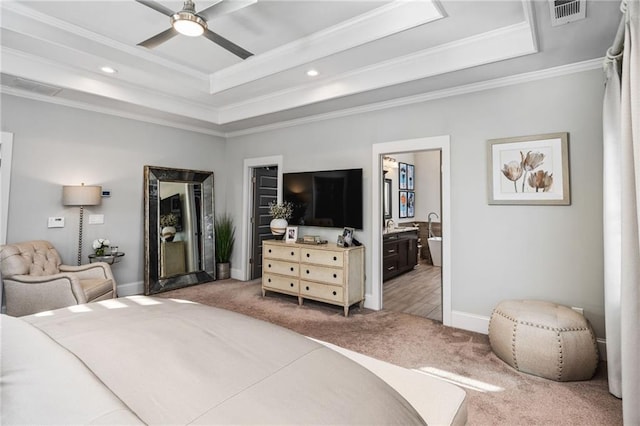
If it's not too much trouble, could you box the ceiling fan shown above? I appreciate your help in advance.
[135,0,254,59]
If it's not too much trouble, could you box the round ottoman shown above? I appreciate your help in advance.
[488,300,599,381]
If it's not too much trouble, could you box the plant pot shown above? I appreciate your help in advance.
[270,218,288,236]
[217,262,231,280]
[161,226,176,242]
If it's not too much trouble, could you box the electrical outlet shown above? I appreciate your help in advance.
[48,217,65,228]
[571,306,584,315]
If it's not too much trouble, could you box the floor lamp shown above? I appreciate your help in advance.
[63,183,102,265]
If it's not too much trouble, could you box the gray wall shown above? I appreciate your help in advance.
[1,95,226,292]
[1,68,605,339]
[225,69,605,337]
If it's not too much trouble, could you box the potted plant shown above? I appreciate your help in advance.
[215,213,235,280]
[268,201,293,237]
[159,213,178,242]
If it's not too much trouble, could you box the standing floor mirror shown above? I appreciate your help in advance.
[144,166,215,294]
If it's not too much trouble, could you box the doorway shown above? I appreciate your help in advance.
[249,166,278,279]
[381,149,442,321]
[371,136,451,326]
[240,155,283,281]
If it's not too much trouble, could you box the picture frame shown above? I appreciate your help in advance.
[342,227,355,246]
[399,162,408,189]
[285,226,298,243]
[487,132,570,205]
[407,191,415,218]
[407,164,415,190]
[399,191,408,218]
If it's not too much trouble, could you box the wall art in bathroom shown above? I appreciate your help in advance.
[407,192,415,218]
[487,132,570,205]
[399,162,408,190]
[399,191,408,218]
[407,164,415,190]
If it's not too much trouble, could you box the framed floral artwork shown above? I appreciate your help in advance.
[399,162,408,189]
[399,191,408,218]
[487,132,570,205]
[407,191,415,217]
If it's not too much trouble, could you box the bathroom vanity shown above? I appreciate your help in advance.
[383,228,418,281]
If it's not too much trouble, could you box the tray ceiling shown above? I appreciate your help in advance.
[0,0,622,134]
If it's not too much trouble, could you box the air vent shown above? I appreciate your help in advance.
[549,0,586,26]
[11,77,62,96]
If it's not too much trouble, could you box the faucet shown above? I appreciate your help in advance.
[427,212,439,238]
[385,219,395,232]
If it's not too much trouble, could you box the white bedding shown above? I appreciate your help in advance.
[1,296,466,425]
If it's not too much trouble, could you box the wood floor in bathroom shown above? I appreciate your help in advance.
[383,260,442,322]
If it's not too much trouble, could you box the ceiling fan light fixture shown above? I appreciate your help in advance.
[171,12,206,37]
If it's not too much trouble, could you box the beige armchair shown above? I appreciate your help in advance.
[0,240,117,317]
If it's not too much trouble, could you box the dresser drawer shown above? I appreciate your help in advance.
[264,244,300,262]
[264,260,299,277]
[263,273,299,294]
[300,281,343,303]
[300,264,343,285]
[300,248,344,268]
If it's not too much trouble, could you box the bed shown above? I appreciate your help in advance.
[1,296,467,425]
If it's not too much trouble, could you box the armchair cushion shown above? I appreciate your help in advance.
[1,241,116,317]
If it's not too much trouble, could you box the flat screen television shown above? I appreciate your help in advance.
[283,168,363,229]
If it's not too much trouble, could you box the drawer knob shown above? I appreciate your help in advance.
[332,291,337,296]
[333,273,337,278]
[306,253,310,258]
[388,249,395,253]
[387,266,395,271]
[291,251,294,256]
[268,264,271,268]
[268,249,272,253]
[268,278,271,282]
[333,256,337,261]
[290,283,294,287]
[306,286,310,291]
[306,270,310,274]
[290,267,294,272]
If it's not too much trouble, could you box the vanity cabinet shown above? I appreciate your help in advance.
[383,229,418,281]
[262,240,364,316]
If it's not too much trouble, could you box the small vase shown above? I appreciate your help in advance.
[161,226,176,242]
[270,218,288,236]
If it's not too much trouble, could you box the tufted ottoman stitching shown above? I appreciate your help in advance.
[488,300,599,382]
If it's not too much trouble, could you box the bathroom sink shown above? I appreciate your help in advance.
[384,227,419,234]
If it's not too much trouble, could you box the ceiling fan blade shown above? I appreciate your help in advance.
[135,0,175,17]
[203,29,253,59]
[138,27,178,49]
[197,0,257,21]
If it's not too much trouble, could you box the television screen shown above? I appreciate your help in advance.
[283,168,363,229]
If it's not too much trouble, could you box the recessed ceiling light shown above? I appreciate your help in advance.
[100,66,118,74]
[306,69,319,77]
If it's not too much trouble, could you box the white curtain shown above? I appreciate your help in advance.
[603,0,640,423]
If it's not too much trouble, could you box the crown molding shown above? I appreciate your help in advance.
[0,86,225,138]
[225,58,603,138]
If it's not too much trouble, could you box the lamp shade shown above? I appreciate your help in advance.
[63,184,102,206]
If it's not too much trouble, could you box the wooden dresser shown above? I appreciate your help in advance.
[262,240,365,316]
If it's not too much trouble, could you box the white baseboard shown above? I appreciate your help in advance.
[117,281,144,296]
[450,310,490,335]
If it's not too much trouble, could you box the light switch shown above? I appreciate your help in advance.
[48,217,65,228]
[88,214,104,224]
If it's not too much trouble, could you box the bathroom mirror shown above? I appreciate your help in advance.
[144,165,215,295]
[383,178,392,220]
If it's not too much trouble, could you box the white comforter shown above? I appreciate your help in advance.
[1,296,466,425]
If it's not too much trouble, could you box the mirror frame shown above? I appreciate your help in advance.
[383,178,392,220]
[144,165,215,295]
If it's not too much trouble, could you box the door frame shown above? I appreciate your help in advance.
[1,132,14,245]
[240,155,283,281]
[370,136,452,326]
